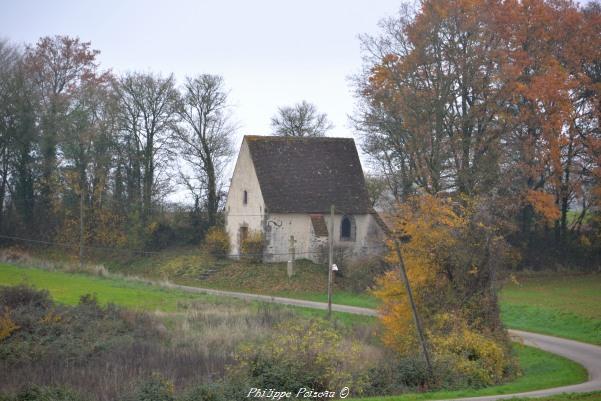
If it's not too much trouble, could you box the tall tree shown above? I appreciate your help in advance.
[271,100,333,137]
[60,66,113,260]
[356,0,507,197]
[115,72,178,224]
[23,36,101,236]
[355,0,601,255]
[0,40,21,230]
[176,74,234,228]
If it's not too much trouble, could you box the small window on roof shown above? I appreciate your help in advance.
[243,190,248,205]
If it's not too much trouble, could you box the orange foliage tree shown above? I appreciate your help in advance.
[373,195,516,384]
[356,0,601,258]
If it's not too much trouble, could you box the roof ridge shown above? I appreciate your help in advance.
[244,135,354,142]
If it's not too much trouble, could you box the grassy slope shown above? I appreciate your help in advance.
[0,263,371,327]
[350,344,587,401]
[0,263,226,312]
[500,274,601,345]
[103,247,380,308]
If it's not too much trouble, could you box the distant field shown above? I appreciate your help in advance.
[0,263,222,311]
[500,274,601,345]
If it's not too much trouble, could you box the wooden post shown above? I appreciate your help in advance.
[287,235,296,279]
[393,239,433,377]
[327,205,334,319]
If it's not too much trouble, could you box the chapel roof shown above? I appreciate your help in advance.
[244,135,373,214]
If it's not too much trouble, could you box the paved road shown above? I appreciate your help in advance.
[165,282,601,400]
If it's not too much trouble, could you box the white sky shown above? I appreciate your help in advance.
[1,0,402,202]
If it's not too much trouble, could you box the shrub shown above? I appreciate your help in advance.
[429,314,516,388]
[0,285,51,310]
[179,383,226,401]
[204,227,230,258]
[131,374,175,401]
[0,310,19,341]
[2,386,86,401]
[146,221,177,250]
[240,231,265,263]
[365,356,430,396]
[233,319,369,397]
[341,256,389,293]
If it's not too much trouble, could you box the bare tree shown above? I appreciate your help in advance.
[115,72,178,222]
[271,100,333,137]
[0,39,22,229]
[176,74,234,227]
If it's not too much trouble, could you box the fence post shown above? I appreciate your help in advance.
[287,235,296,279]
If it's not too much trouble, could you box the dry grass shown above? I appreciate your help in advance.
[0,291,298,401]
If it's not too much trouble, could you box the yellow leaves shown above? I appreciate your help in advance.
[388,195,465,283]
[525,189,560,222]
[39,310,62,325]
[429,314,511,386]
[0,310,19,341]
[374,195,467,354]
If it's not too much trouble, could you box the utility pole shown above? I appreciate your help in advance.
[393,239,433,377]
[327,204,334,319]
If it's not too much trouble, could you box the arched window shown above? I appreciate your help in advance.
[340,215,355,241]
[243,190,248,205]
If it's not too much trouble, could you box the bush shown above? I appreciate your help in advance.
[341,256,389,293]
[233,319,369,397]
[365,357,430,396]
[179,383,226,401]
[240,231,265,263]
[130,374,175,401]
[429,314,517,388]
[146,221,177,251]
[204,227,230,258]
[0,285,51,310]
[1,386,86,401]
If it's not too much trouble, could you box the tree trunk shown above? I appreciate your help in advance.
[205,147,217,227]
[143,133,154,223]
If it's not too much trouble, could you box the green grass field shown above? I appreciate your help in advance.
[509,393,601,401]
[0,263,230,311]
[500,274,601,345]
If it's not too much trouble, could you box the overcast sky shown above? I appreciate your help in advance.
[2,0,402,140]
[1,0,403,202]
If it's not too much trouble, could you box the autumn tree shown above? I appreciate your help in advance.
[356,0,509,197]
[60,66,115,260]
[176,74,234,228]
[271,100,333,137]
[356,0,601,259]
[374,195,516,385]
[23,36,101,236]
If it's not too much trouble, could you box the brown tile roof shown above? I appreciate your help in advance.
[245,135,373,214]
